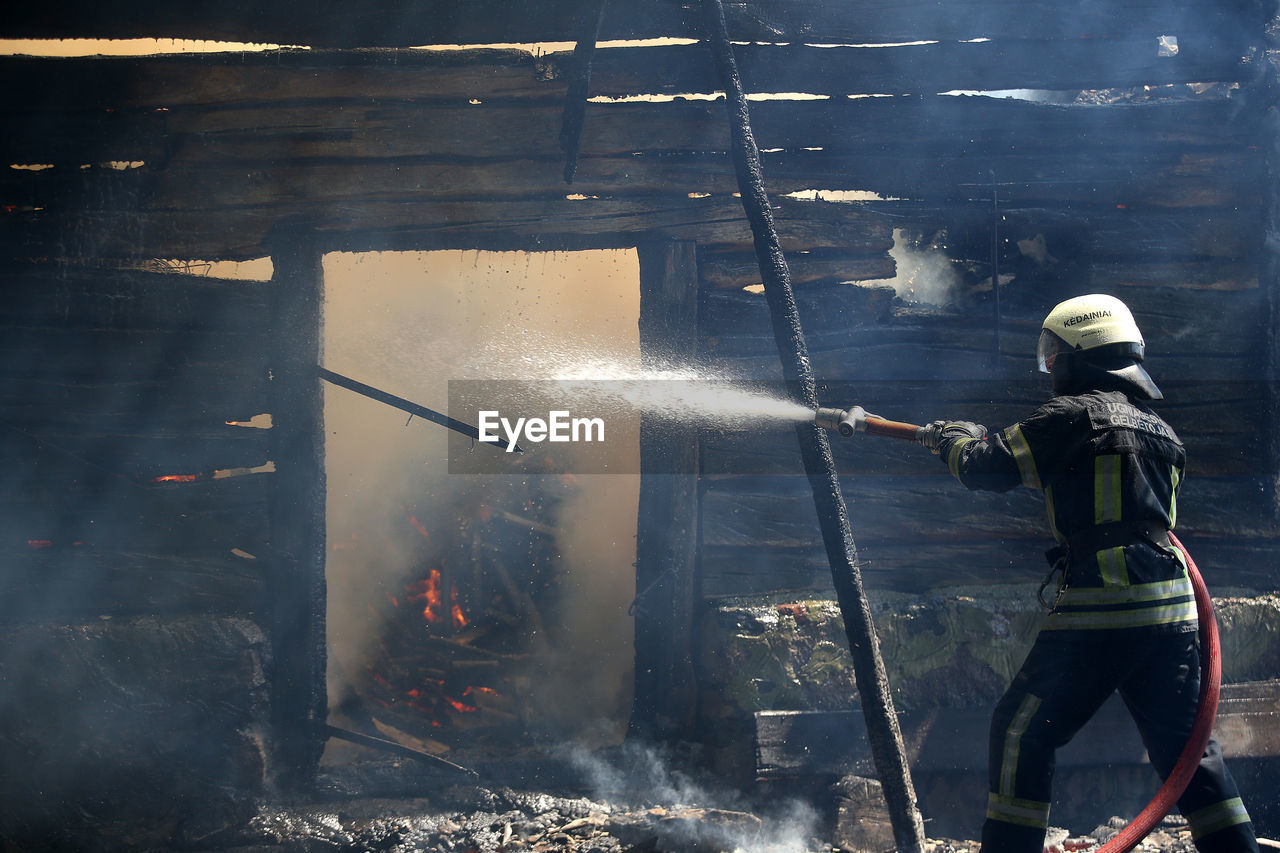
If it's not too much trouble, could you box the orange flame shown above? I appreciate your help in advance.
[406,569,445,623]
[404,568,471,630]
[154,473,199,483]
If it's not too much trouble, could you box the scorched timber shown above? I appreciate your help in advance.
[0,196,894,261]
[0,94,1249,173]
[701,1,925,846]
[700,249,895,289]
[2,147,1258,223]
[0,265,270,329]
[0,30,1256,113]
[1,0,1261,49]
[0,549,266,623]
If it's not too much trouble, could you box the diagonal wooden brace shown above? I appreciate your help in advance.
[699,2,927,850]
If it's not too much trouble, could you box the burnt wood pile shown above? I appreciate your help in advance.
[1,0,1279,846]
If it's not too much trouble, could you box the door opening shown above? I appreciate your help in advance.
[321,249,641,762]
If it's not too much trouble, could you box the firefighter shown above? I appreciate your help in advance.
[918,293,1259,853]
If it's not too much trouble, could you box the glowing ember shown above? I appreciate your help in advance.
[154,473,200,483]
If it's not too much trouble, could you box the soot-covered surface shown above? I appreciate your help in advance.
[210,751,829,853]
[189,779,1218,853]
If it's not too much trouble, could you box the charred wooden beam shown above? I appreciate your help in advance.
[0,50,558,113]
[323,724,478,777]
[0,96,1251,172]
[1262,44,1280,522]
[0,195,895,261]
[0,263,270,329]
[0,33,1260,115]
[559,0,608,184]
[318,366,518,451]
[0,0,1265,49]
[265,228,327,789]
[0,548,267,623]
[630,239,701,740]
[700,2,925,848]
[699,248,895,289]
[0,148,1262,224]
[575,37,1260,98]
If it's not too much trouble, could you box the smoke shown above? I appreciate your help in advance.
[877,227,963,306]
[323,249,643,743]
[567,742,824,853]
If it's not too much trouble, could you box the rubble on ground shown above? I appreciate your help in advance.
[188,774,1263,853]
[204,783,824,853]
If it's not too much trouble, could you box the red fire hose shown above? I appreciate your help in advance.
[1095,530,1221,853]
[813,410,1223,851]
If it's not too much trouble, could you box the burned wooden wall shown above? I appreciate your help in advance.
[0,261,276,841]
[1,0,1278,838]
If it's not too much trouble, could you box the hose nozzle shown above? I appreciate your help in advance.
[817,406,925,442]
[815,406,865,437]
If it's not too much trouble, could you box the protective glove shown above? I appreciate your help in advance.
[917,420,987,454]
[941,421,987,442]
[916,420,948,454]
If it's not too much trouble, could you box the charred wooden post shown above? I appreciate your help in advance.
[267,230,328,788]
[630,240,701,740]
[1263,22,1280,524]
[324,724,477,776]
[559,0,608,184]
[699,2,927,850]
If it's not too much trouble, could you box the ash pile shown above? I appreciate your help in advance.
[210,759,831,853]
[234,786,783,853]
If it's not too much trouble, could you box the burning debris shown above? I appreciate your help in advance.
[329,477,572,751]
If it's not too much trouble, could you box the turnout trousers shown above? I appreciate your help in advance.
[980,629,1258,853]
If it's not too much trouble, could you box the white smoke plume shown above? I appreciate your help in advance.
[567,741,825,853]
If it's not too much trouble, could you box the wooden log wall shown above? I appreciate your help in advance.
[0,0,1276,817]
[0,260,275,840]
[0,262,273,620]
[0,0,1269,260]
[1,0,1268,51]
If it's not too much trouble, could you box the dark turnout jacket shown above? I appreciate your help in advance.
[937,389,1196,633]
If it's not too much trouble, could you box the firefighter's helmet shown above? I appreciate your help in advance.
[1036,294,1162,398]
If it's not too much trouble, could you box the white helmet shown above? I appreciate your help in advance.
[1036,294,1161,398]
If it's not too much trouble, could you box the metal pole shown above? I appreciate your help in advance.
[700,3,926,850]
